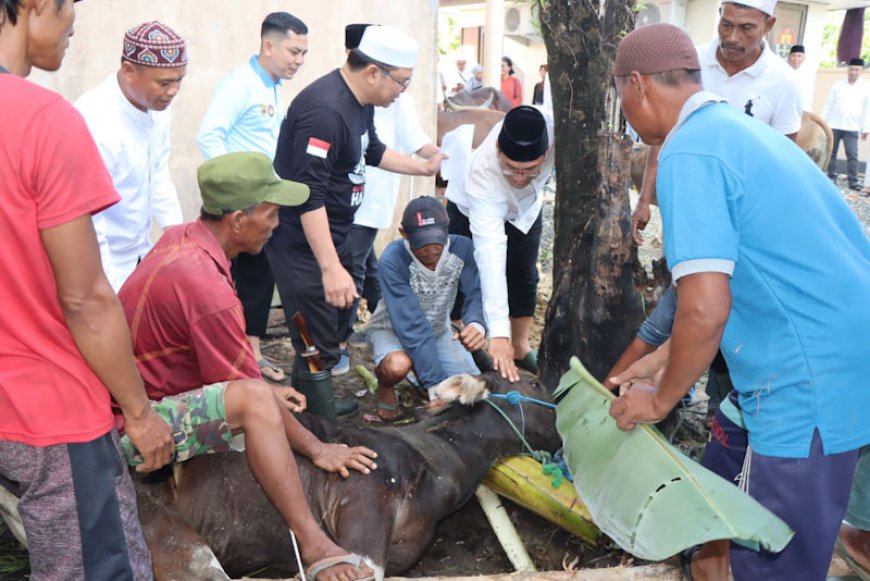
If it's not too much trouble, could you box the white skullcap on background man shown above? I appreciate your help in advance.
[358,25,419,68]
[723,0,777,16]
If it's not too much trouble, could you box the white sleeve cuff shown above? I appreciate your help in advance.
[672,259,735,281]
[487,320,512,339]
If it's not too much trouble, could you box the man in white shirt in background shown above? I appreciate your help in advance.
[445,105,555,382]
[823,58,870,192]
[342,24,440,360]
[787,44,805,70]
[632,0,803,237]
[446,55,471,97]
[788,44,815,111]
[76,21,187,291]
[197,12,309,382]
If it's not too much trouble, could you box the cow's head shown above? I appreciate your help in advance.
[430,371,560,455]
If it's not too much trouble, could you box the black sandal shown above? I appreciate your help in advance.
[679,544,703,580]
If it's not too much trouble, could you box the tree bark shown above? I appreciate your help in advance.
[538,0,645,388]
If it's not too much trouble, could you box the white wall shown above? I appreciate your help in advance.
[31,0,439,224]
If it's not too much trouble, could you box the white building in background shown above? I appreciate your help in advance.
[440,0,868,161]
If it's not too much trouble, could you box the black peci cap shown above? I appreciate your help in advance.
[497,106,548,162]
[345,23,372,50]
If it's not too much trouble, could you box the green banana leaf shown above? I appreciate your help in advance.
[554,357,793,560]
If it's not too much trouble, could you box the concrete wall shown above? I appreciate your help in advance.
[31,0,439,228]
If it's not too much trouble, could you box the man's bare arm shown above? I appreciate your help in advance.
[378,148,445,176]
[41,215,173,472]
[610,273,729,429]
[631,144,660,243]
[300,208,357,309]
[653,273,731,412]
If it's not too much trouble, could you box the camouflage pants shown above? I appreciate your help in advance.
[120,383,233,467]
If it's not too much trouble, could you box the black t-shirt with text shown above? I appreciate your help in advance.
[272,69,386,256]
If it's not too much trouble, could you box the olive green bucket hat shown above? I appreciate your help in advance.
[199,152,309,215]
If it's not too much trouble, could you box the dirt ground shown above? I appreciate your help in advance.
[1,180,866,580]
[248,184,709,579]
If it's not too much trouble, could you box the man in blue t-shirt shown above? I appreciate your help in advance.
[609,24,870,581]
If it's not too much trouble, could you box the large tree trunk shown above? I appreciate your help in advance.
[538,0,645,388]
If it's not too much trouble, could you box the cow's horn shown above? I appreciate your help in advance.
[444,93,494,112]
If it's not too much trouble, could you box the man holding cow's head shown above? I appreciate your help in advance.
[608,23,870,581]
[365,197,486,421]
[444,105,555,383]
[118,152,379,581]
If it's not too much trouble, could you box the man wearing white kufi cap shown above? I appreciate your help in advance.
[632,0,803,239]
[267,24,445,404]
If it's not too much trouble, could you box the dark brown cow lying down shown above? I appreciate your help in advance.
[136,371,559,580]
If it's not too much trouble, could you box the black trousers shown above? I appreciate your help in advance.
[344,224,382,340]
[446,200,542,320]
[828,129,860,189]
[231,251,275,338]
[266,244,353,370]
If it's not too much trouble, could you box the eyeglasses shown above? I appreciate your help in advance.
[378,66,412,90]
[500,166,542,178]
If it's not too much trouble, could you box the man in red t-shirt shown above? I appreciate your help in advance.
[0,1,173,579]
[118,151,379,581]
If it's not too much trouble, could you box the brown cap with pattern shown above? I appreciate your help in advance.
[615,24,699,76]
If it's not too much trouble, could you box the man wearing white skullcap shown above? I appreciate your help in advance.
[267,24,445,404]
[632,0,803,239]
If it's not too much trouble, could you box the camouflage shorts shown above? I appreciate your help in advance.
[120,382,233,467]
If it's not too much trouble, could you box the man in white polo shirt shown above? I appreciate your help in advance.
[822,58,869,192]
[343,23,440,356]
[632,0,802,236]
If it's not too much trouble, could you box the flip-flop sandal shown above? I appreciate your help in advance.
[835,535,870,581]
[258,358,286,382]
[514,349,539,374]
[374,402,416,425]
[306,552,375,581]
[679,544,702,580]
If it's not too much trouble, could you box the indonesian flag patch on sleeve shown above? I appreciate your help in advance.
[306,137,331,159]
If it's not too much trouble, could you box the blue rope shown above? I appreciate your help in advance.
[485,391,564,488]
[489,390,557,409]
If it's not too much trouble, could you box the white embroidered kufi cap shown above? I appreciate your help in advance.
[358,25,419,69]
[722,0,777,16]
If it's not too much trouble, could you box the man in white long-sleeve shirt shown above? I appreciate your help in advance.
[76,21,187,290]
[197,13,308,382]
[823,58,870,192]
[445,105,554,382]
